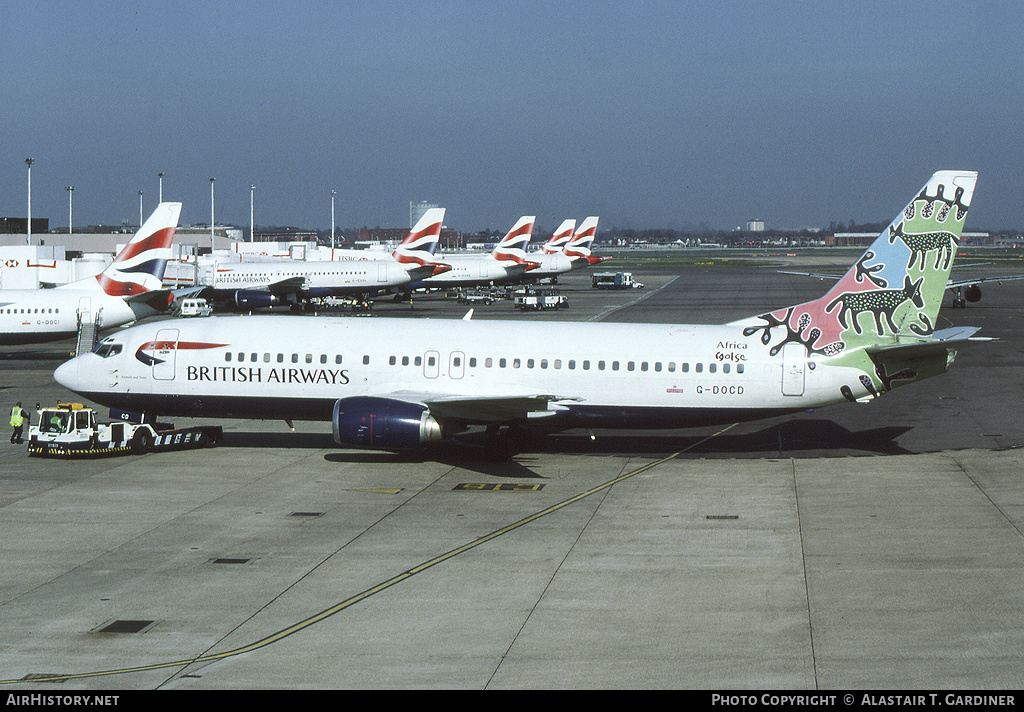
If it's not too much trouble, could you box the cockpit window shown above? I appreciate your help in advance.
[92,341,123,358]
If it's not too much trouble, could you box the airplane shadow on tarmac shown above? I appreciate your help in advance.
[223,419,915,479]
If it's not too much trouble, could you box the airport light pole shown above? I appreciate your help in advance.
[25,158,34,245]
[209,178,215,247]
[331,190,336,250]
[250,184,256,243]
[65,186,74,234]
[139,190,144,227]
[158,172,164,202]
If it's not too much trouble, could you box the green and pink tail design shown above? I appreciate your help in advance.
[741,171,978,359]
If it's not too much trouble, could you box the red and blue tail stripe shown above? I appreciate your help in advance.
[94,205,180,297]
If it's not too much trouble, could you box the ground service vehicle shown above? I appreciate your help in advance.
[27,403,222,457]
[179,298,213,317]
[592,272,643,289]
[514,287,568,310]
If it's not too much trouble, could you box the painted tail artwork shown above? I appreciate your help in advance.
[492,215,537,265]
[91,202,182,297]
[735,170,980,401]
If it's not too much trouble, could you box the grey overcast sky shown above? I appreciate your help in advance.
[2,1,1022,234]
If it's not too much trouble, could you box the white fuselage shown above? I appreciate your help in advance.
[0,282,137,345]
[209,259,410,294]
[55,314,868,429]
[418,255,524,287]
[519,252,577,280]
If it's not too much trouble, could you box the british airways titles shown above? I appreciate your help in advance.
[187,365,351,385]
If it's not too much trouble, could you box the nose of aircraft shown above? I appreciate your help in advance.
[54,356,82,393]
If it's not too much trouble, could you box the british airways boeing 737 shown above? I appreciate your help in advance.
[0,203,182,345]
[55,172,984,454]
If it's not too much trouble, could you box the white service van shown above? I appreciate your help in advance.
[179,298,213,317]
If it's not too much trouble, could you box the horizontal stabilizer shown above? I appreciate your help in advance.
[865,326,992,359]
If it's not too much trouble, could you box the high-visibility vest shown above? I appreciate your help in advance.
[10,407,24,427]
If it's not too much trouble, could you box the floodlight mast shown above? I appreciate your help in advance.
[25,158,34,245]
[65,186,74,234]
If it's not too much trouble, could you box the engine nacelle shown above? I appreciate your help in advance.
[232,290,282,309]
[965,284,982,303]
[332,396,444,450]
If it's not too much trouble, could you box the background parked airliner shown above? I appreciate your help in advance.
[538,219,576,254]
[56,171,983,455]
[204,208,450,309]
[413,215,539,289]
[513,216,607,283]
[0,202,182,345]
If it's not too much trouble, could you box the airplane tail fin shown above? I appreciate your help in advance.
[564,216,607,265]
[491,216,536,264]
[542,219,576,254]
[738,171,977,358]
[393,207,446,266]
[80,202,182,297]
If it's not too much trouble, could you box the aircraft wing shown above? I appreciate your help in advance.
[777,270,840,280]
[257,276,308,293]
[381,391,577,423]
[126,286,206,315]
[780,269,1024,289]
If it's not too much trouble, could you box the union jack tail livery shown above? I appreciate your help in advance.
[542,219,576,254]
[85,202,182,297]
[492,216,536,265]
[564,216,607,265]
[392,207,446,267]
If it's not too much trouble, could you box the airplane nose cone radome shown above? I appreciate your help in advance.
[54,358,81,392]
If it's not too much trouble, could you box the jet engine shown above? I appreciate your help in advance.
[964,284,982,303]
[332,396,444,450]
[231,290,283,309]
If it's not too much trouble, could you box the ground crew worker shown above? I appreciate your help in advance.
[10,402,25,444]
